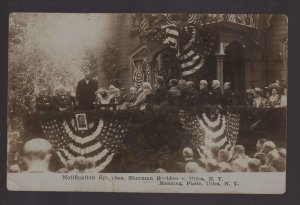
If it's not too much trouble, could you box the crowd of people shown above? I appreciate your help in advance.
[33,70,287,113]
[7,135,286,173]
[155,138,286,173]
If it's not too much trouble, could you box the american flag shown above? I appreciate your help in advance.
[40,115,128,172]
[179,111,240,153]
[139,14,150,31]
[162,24,178,49]
[162,24,205,76]
[131,60,151,88]
[186,14,203,24]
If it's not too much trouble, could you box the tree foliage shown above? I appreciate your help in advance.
[102,42,122,87]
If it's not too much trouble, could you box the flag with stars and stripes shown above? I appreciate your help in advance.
[186,14,203,24]
[40,114,128,172]
[161,23,205,76]
[139,14,150,31]
[162,24,178,49]
[179,111,240,153]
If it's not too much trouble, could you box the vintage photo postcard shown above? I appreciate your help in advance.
[7,13,287,193]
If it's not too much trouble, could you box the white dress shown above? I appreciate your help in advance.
[280,95,287,107]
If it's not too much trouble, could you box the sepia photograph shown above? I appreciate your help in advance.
[7,13,287,193]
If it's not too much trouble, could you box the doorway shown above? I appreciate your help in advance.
[224,41,246,98]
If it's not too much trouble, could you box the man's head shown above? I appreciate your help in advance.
[266,151,280,165]
[169,79,178,87]
[248,158,261,172]
[114,88,121,97]
[224,82,231,90]
[142,82,151,90]
[217,149,229,162]
[129,86,136,94]
[86,159,95,169]
[186,81,195,90]
[55,85,66,96]
[178,79,187,89]
[182,147,193,159]
[212,80,220,89]
[278,148,286,159]
[23,138,53,172]
[156,76,165,86]
[199,80,208,90]
[271,157,286,172]
[206,159,218,172]
[256,138,267,152]
[232,158,248,172]
[154,168,167,173]
[65,158,75,170]
[209,145,220,160]
[254,152,267,166]
[232,145,246,158]
[108,85,116,94]
[84,70,92,80]
[262,141,276,155]
[75,156,87,172]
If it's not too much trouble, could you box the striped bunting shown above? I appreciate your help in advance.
[40,116,128,172]
[179,111,240,153]
[162,24,178,49]
[186,14,202,25]
[162,24,205,76]
[139,15,149,31]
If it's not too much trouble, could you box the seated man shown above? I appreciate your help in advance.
[35,88,52,111]
[23,138,53,173]
[197,80,210,106]
[52,85,74,111]
[167,79,181,106]
[209,80,222,105]
[133,82,152,110]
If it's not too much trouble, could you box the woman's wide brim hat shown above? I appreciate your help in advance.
[254,87,264,96]
[267,83,280,91]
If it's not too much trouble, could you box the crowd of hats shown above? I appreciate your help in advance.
[154,138,286,173]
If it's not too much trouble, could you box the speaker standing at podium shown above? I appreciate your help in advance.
[76,71,98,110]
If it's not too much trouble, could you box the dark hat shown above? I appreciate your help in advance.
[156,76,165,84]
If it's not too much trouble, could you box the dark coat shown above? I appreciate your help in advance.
[76,79,98,110]
[222,89,234,106]
[184,89,198,107]
[153,85,168,105]
[52,95,74,111]
[35,95,53,111]
[209,87,222,105]
[197,89,210,106]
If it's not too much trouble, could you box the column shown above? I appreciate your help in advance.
[245,58,251,88]
[215,53,225,92]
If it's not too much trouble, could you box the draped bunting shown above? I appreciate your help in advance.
[40,113,128,172]
[179,111,240,153]
[161,15,206,76]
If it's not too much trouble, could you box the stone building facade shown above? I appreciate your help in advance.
[96,14,288,93]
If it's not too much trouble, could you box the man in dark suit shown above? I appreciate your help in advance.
[197,80,210,106]
[76,71,98,110]
[209,80,222,105]
[222,82,235,106]
[153,76,168,106]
